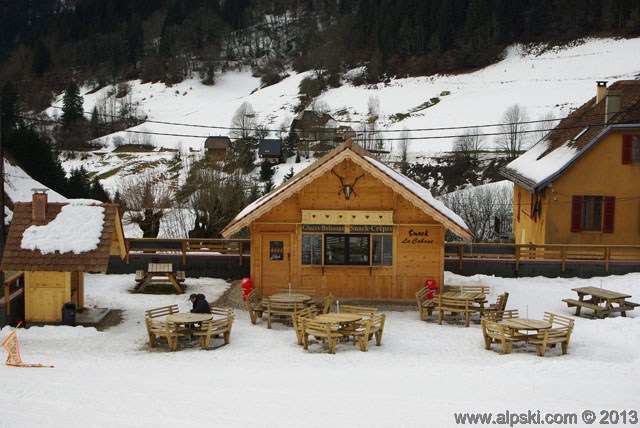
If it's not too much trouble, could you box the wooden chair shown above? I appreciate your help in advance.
[265,300,303,329]
[483,293,511,320]
[245,288,264,324]
[415,286,437,321]
[527,312,575,357]
[319,292,334,314]
[292,306,318,345]
[302,319,343,354]
[481,319,517,354]
[347,314,386,352]
[340,304,379,319]
[145,318,185,352]
[437,295,479,327]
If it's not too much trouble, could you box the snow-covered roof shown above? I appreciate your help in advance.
[1,200,125,273]
[21,200,106,255]
[222,141,472,239]
[501,80,640,192]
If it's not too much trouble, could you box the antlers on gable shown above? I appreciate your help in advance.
[331,169,364,200]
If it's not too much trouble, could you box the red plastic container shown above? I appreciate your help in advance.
[240,278,253,301]
[424,279,437,299]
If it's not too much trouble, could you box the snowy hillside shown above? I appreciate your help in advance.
[33,37,640,237]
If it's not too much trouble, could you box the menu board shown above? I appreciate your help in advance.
[270,241,284,261]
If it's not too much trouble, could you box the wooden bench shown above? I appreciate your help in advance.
[276,287,315,297]
[346,314,386,352]
[481,319,517,355]
[437,295,480,327]
[302,319,343,354]
[145,318,185,351]
[193,306,235,349]
[144,305,183,350]
[245,288,264,324]
[292,306,318,345]
[319,292,334,314]
[145,304,179,319]
[447,285,490,295]
[562,298,604,315]
[265,300,304,329]
[527,312,574,357]
[483,309,519,322]
[415,287,437,321]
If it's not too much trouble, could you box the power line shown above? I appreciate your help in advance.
[45,103,638,136]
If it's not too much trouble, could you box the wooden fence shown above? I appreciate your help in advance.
[445,243,640,273]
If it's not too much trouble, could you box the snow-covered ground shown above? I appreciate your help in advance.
[1,272,638,428]
[49,37,640,196]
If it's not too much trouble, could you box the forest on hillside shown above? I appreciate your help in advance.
[1,0,639,110]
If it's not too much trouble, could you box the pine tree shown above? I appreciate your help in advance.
[61,82,84,129]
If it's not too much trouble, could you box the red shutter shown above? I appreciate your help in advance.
[622,135,633,164]
[571,196,583,232]
[603,196,615,233]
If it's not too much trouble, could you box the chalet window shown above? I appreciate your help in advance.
[372,235,393,266]
[301,234,322,265]
[622,135,640,164]
[571,196,615,233]
[324,234,370,265]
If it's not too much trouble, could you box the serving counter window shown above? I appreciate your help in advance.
[302,232,393,266]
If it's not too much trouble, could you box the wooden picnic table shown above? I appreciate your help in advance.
[316,313,362,325]
[134,263,185,294]
[563,286,638,318]
[440,291,488,315]
[501,318,552,332]
[166,313,212,325]
[265,293,312,304]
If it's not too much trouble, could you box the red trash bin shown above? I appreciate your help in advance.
[240,278,253,301]
[424,279,437,299]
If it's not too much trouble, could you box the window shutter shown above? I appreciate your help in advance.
[571,196,583,232]
[622,135,632,164]
[603,196,615,233]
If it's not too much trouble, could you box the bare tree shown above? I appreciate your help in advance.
[453,127,486,162]
[118,171,174,238]
[230,101,257,140]
[439,183,513,242]
[396,128,408,160]
[530,110,558,145]
[496,104,529,160]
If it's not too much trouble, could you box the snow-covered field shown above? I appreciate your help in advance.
[1,272,638,428]
[48,37,640,197]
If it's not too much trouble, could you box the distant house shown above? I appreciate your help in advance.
[500,80,640,246]
[290,110,337,142]
[204,136,231,159]
[1,191,127,323]
[258,139,282,161]
[334,125,356,143]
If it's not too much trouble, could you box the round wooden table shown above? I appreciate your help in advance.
[502,318,551,331]
[166,313,212,325]
[267,293,312,304]
[316,313,362,324]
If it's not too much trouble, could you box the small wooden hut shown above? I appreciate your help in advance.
[1,191,127,323]
[221,141,472,301]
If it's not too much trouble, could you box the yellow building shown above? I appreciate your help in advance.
[222,141,472,301]
[501,80,640,245]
